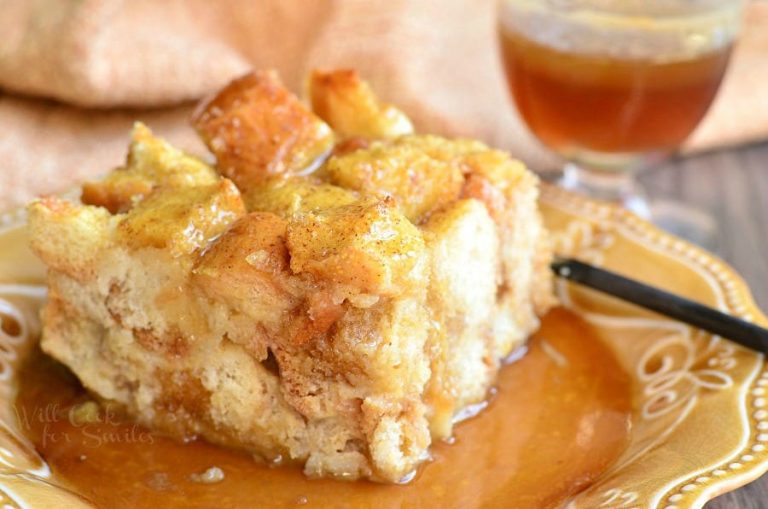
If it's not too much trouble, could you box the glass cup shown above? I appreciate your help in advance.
[498,0,746,244]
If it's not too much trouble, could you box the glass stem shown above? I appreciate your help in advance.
[559,162,651,219]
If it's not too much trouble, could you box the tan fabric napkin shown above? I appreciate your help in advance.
[1,0,766,212]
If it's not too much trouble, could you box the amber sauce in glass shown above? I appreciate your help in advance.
[500,28,732,154]
[16,309,631,509]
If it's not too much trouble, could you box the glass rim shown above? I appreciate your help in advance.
[498,0,746,26]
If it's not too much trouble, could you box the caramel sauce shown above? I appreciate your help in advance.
[15,308,631,508]
[499,28,731,154]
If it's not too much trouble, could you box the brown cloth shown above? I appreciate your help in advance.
[1,0,767,212]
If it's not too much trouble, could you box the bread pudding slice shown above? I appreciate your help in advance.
[29,70,554,483]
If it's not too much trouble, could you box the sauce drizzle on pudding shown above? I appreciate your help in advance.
[16,308,631,509]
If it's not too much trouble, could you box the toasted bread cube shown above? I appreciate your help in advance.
[308,70,413,139]
[244,177,357,217]
[192,71,334,191]
[193,212,298,337]
[324,137,465,222]
[286,198,426,296]
[82,123,217,213]
[460,150,530,204]
[28,197,113,280]
[117,180,245,256]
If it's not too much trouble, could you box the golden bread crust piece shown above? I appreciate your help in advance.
[29,197,113,281]
[82,123,218,214]
[192,71,334,192]
[308,69,413,139]
[30,70,554,484]
[324,137,466,223]
[286,197,427,297]
[117,180,245,256]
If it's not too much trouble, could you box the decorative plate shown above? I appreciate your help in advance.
[0,185,766,509]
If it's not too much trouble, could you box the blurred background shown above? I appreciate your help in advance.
[0,0,765,213]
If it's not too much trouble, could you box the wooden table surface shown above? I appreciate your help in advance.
[639,141,768,509]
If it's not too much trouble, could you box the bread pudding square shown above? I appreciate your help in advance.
[29,70,554,483]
